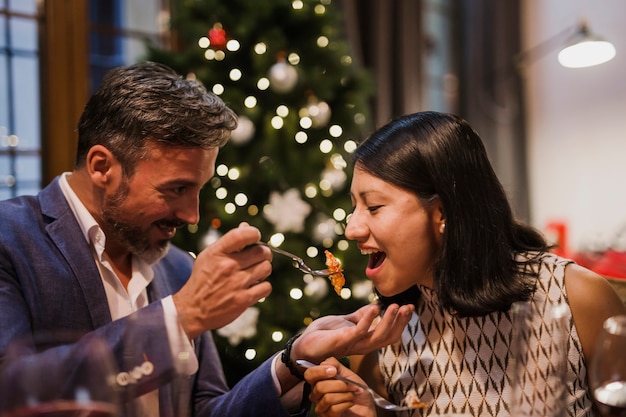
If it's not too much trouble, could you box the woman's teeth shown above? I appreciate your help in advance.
[360,248,380,255]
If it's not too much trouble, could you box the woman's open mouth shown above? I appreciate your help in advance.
[361,249,386,270]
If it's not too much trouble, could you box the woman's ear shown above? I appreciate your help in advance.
[434,200,446,234]
[86,145,120,189]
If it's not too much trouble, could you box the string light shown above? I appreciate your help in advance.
[344,140,357,153]
[276,105,289,117]
[289,288,303,300]
[314,4,326,15]
[234,193,248,206]
[226,39,240,51]
[294,131,308,144]
[316,36,329,48]
[198,37,210,48]
[329,124,342,137]
[337,240,349,251]
[216,164,228,176]
[333,208,346,221]
[287,53,300,65]
[340,55,352,65]
[215,187,228,199]
[227,168,240,180]
[270,116,284,129]
[229,68,242,81]
[299,117,312,129]
[339,287,351,300]
[319,139,333,153]
[254,42,267,54]
[269,233,285,247]
[257,78,270,90]
[304,183,317,198]
[224,203,236,214]
[212,84,224,95]
[244,96,257,108]
[306,246,319,258]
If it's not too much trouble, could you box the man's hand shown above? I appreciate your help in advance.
[172,223,272,339]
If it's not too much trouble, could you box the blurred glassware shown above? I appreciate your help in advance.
[589,315,626,417]
[0,331,119,417]
[509,302,568,417]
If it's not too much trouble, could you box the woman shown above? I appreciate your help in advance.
[303,111,626,417]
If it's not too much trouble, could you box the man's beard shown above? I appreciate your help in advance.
[100,180,184,264]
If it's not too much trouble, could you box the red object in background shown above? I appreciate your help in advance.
[543,220,626,279]
[591,250,626,279]
[208,23,227,48]
[546,221,570,258]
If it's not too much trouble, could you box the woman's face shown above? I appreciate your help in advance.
[345,166,444,295]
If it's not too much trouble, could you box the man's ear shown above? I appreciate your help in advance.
[86,145,120,189]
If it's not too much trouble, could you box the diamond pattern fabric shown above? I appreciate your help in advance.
[378,253,593,417]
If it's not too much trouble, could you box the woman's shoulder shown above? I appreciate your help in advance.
[564,261,626,362]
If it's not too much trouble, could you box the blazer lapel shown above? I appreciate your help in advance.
[40,178,113,328]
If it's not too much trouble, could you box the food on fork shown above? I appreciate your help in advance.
[324,250,345,296]
[405,393,429,409]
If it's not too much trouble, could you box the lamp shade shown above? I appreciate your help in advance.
[557,24,616,68]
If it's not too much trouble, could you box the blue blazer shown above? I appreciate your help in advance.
[0,177,307,416]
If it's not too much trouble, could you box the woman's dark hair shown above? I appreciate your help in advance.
[354,111,549,317]
[76,61,237,176]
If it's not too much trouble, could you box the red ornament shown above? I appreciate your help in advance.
[208,23,227,49]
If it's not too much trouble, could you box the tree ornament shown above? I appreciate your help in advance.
[304,277,330,300]
[268,55,298,93]
[230,115,255,145]
[263,188,311,233]
[312,213,338,243]
[321,166,347,191]
[216,307,260,346]
[200,227,222,249]
[302,93,332,127]
[208,23,227,49]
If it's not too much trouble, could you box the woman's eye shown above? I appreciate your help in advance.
[367,205,382,212]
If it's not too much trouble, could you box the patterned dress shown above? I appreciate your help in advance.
[378,253,594,417]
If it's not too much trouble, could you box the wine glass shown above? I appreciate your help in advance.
[0,332,119,417]
[590,315,626,417]
[509,302,568,417]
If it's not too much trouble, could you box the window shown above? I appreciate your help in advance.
[89,0,169,91]
[0,0,40,199]
[1,0,168,199]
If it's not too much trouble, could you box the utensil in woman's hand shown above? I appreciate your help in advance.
[255,242,334,277]
[589,315,626,417]
[296,359,422,411]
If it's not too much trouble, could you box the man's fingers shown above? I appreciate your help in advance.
[207,224,262,254]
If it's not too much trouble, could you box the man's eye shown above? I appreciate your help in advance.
[172,186,186,195]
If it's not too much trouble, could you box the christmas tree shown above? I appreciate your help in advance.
[147,0,375,385]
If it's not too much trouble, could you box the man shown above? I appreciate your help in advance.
[0,62,413,416]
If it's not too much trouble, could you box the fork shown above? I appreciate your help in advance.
[255,242,334,277]
[296,359,417,411]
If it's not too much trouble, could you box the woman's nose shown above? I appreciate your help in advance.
[344,211,365,240]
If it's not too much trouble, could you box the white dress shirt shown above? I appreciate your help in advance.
[59,173,198,416]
